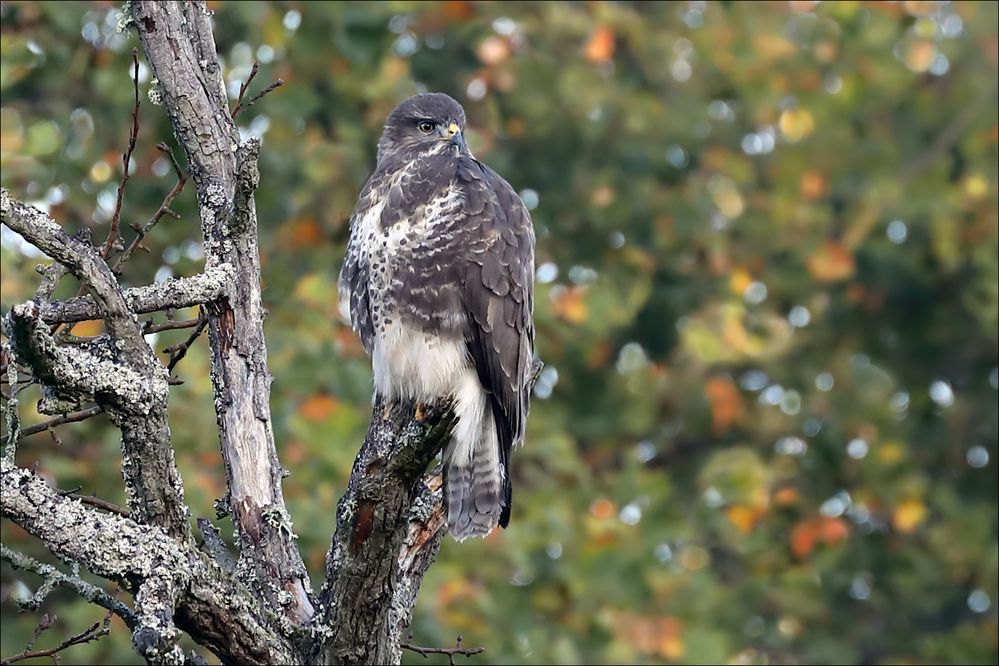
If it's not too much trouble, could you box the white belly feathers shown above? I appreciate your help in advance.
[372,319,469,401]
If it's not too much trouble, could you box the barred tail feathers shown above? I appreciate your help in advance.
[445,372,504,541]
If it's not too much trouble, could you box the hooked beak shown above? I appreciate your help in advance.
[444,122,466,149]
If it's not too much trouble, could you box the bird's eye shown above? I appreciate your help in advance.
[417,121,434,134]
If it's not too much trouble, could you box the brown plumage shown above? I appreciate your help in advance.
[339,93,536,539]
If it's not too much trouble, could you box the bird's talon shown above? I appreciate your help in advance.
[414,402,426,423]
[381,402,393,421]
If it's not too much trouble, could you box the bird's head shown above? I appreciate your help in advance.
[376,92,468,162]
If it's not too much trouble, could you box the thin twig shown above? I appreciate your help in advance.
[14,406,103,442]
[0,612,112,665]
[112,146,188,273]
[231,61,284,118]
[237,78,284,117]
[0,545,137,630]
[402,636,485,666]
[58,486,130,517]
[143,317,200,335]
[165,307,208,372]
[230,61,259,118]
[100,47,141,261]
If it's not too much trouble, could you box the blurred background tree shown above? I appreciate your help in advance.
[1,1,997,664]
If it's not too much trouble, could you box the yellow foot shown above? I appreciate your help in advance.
[381,401,393,421]
[414,402,426,423]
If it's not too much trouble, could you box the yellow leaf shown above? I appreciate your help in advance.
[551,285,588,324]
[893,499,928,533]
[779,108,816,142]
[725,504,764,535]
[729,268,753,296]
[878,440,905,464]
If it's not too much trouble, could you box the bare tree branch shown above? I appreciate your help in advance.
[38,266,232,325]
[2,193,191,540]
[0,458,297,664]
[133,0,314,624]
[100,48,142,261]
[1,545,137,628]
[0,611,113,666]
[10,405,103,442]
[402,636,485,665]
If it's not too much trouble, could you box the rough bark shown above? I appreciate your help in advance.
[38,266,232,325]
[0,458,297,664]
[317,399,453,665]
[132,0,314,624]
[0,2,458,663]
[2,190,189,541]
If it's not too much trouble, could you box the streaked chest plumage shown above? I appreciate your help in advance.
[350,162,470,401]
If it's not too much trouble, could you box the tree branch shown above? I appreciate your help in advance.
[1,545,137,628]
[133,0,314,625]
[0,458,297,664]
[2,192,191,540]
[316,399,455,665]
[37,266,232,325]
[402,636,485,665]
[0,611,112,666]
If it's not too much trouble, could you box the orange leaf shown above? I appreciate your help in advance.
[288,218,324,249]
[807,241,855,282]
[590,497,615,520]
[791,520,817,558]
[773,486,799,506]
[791,517,849,558]
[441,0,473,21]
[817,516,849,545]
[705,375,744,434]
[725,504,764,535]
[298,394,339,422]
[800,170,826,199]
[585,25,615,64]
[551,285,589,324]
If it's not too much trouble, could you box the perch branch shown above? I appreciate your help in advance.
[317,398,455,664]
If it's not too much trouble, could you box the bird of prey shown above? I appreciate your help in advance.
[339,93,536,540]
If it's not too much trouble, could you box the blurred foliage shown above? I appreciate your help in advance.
[1,1,998,664]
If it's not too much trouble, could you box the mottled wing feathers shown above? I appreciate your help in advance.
[339,178,378,353]
[456,156,536,527]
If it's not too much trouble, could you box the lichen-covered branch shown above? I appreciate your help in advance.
[38,266,232,325]
[132,0,313,624]
[2,190,191,540]
[316,399,454,665]
[1,545,137,628]
[0,458,297,665]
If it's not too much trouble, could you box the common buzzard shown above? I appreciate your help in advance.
[340,93,536,540]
